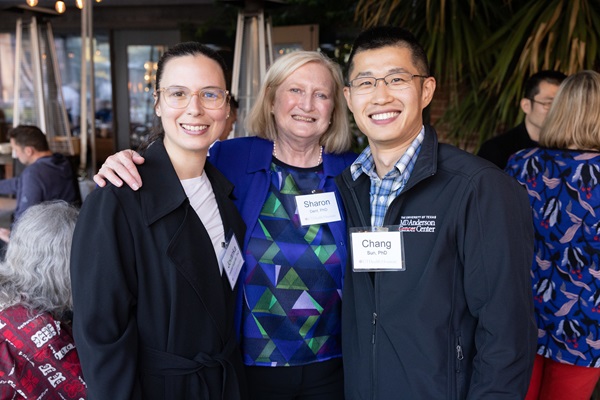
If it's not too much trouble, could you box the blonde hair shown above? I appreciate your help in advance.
[539,70,600,150]
[245,51,352,154]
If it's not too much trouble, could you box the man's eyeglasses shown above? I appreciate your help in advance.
[155,86,229,110]
[529,98,553,110]
[347,72,429,95]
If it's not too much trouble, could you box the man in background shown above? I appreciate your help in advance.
[477,70,567,169]
[0,125,81,242]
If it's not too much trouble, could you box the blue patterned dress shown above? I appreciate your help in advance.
[506,148,600,367]
[242,159,343,366]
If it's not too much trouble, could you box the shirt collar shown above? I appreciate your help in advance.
[351,126,425,181]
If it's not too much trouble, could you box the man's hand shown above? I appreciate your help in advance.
[94,150,145,191]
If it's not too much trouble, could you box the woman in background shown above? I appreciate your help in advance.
[505,70,600,400]
[0,201,85,398]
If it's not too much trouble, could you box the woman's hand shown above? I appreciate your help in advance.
[94,150,146,190]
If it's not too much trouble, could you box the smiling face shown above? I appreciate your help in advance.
[344,46,435,152]
[272,62,335,147]
[155,54,229,160]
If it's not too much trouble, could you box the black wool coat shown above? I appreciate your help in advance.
[71,138,247,399]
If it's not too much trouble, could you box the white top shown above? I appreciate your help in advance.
[180,172,225,274]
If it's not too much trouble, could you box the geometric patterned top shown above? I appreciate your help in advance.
[241,159,343,366]
[506,148,600,367]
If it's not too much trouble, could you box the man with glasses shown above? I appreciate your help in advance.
[478,70,567,169]
[335,26,537,399]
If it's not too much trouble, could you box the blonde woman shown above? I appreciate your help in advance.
[506,70,600,400]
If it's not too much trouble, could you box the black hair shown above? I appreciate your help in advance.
[346,26,430,81]
[524,70,567,99]
[229,95,239,109]
[9,125,50,152]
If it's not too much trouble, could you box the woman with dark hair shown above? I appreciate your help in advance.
[70,42,247,399]
[506,70,600,400]
[0,201,84,398]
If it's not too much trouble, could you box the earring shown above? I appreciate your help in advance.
[226,113,230,119]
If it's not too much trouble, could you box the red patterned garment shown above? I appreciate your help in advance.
[0,305,86,399]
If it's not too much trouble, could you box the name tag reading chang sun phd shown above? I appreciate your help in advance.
[350,226,405,272]
[295,192,342,226]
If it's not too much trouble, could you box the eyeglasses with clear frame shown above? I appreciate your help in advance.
[155,86,230,110]
[347,72,429,95]
[529,98,553,110]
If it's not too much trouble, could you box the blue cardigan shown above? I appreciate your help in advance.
[209,136,357,332]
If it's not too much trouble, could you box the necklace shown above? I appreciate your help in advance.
[272,141,323,166]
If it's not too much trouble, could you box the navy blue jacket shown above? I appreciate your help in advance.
[0,153,80,220]
[336,125,536,399]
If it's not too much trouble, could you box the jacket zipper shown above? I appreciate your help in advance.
[372,312,378,344]
[372,311,378,399]
[455,336,464,371]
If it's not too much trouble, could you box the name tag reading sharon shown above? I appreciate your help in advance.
[295,192,342,226]
[350,227,405,272]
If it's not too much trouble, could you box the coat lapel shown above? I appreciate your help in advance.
[138,139,243,340]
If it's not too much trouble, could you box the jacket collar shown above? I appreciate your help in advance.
[341,125,439,190]
[402,125,438,192]
[138,138,235,226]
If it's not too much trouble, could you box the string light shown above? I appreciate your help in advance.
[55,0,66,13]
[24,0,103,11]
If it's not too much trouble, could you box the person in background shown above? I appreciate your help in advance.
[336,26,536,398]
[477,70,567,169]
[70,42,247,399]
[505,70,600,400]
[219,95,238,141]
[62,81,80,132]
[0,201,85,398]
[0,125,81,243]
[93,50,356,400]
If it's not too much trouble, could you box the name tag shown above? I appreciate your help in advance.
[220,234,244,290]
[350,227,405,272]
[295,192,342,226]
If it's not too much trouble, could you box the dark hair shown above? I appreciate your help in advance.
[140,42,228,152]
[346,26,430,81]
[9,125,50,152]
[524,70,567,99]
[229,95,239,110]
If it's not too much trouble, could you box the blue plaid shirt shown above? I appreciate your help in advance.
[350,127,425,227]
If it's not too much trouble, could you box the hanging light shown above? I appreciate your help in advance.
[96,0,102,2]
[25,0,38,6]
[55,0,66,13]
[75,0,83,9]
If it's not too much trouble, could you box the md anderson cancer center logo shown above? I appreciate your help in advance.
[399,215,437,233]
